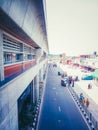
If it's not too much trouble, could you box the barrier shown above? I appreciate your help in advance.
[68,86,98,130]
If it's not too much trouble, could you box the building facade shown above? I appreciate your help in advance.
[0,0,49,129]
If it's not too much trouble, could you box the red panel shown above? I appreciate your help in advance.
[4,63,23,78]
[24,62,31,69]
[4,60,36,78]
[31,59,36,66]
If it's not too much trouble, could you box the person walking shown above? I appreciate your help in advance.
[86,98,89,108]
[71,79,74,87]
[88,83,92,89]
[82,97,86,106]
[79,93,83,103]
[68,76,71,86]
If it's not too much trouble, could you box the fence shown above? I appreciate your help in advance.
[68,86,98,130]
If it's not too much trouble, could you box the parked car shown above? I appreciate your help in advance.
[81,75,93,80]
[61,77,68,86]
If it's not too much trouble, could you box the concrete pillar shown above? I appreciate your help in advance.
[22,44,25,70]
[36,74,39,102]
[30,80,34,104]
[0,29,4,81]
[43,64,47,80]
[35,48,43,63]
[33,75,39,103]
[33,77,36,103]
[34,76,37,103]
[39,68,44,82]
[32,80,35,104]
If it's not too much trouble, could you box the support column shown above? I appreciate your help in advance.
[22,44,25,71]
[35,48,43,64]
[39,68,44,82]
[0,30,4,81]
[33,75,40,103]
[36,74,39,102]
[30,80,34,104]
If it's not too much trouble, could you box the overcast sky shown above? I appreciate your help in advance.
[46,0,98,56]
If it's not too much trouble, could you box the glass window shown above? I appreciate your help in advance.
[27,55,32,60]
[4,52,12,64]
[4,52,23,64]
[16,54,23,62]
[23,54,27,61]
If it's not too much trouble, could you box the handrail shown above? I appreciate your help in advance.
[68,86,98,130]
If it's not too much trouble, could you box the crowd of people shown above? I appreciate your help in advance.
[61,72,79,87]
[61,71,90,108]
[80,93,90,108]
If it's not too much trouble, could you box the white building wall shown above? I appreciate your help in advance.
[0,59,48,130]
[0,29,4,81]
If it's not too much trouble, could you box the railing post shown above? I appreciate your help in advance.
[90,113,92,120]
[95,121,98,129]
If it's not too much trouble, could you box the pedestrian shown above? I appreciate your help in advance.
[71,79,74,87]
[61,73,64,78]
[86,98,89,108]
[80,93,83,103]
[82,97,85,106]
[68,76,71,86]
[88,83,92,89]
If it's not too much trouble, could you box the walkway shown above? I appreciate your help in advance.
[60,64,98,122]
[74,81,98,122]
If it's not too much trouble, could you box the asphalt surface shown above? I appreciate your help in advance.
[37,66,90,130]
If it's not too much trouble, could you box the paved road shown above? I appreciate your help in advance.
[37,66,90,130]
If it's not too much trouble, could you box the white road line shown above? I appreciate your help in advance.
[58,120,61,123]
[52,87,56,90]
[54,98,56,100]
[58,106,61,112]
[56,92,58,95]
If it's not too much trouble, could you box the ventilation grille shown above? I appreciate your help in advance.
[3,34,21,52]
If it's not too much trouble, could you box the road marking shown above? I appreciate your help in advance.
[58,106,61,112]
[54,98,56,100]
[52,87,56,90]
[56,92,58,95]
[58,120,61,123]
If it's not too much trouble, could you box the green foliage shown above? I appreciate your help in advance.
[19,97,36,129]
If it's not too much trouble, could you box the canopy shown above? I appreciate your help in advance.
[92,69,98,79]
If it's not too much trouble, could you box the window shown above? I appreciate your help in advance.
[4,52,23,64]
[16,54,23,62]
[3,34,35,64]
[4,52,12,64]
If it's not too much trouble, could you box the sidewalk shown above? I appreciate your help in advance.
[74,81,98,122]
[60,64,98,122]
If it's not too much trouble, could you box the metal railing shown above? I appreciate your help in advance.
[68,86,98,130]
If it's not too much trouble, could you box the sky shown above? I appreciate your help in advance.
[46,0,98,56]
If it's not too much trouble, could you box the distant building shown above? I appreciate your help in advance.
[48,54,61,63]
[60,53,66,64]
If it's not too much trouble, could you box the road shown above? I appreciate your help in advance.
[37,65,90,130]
